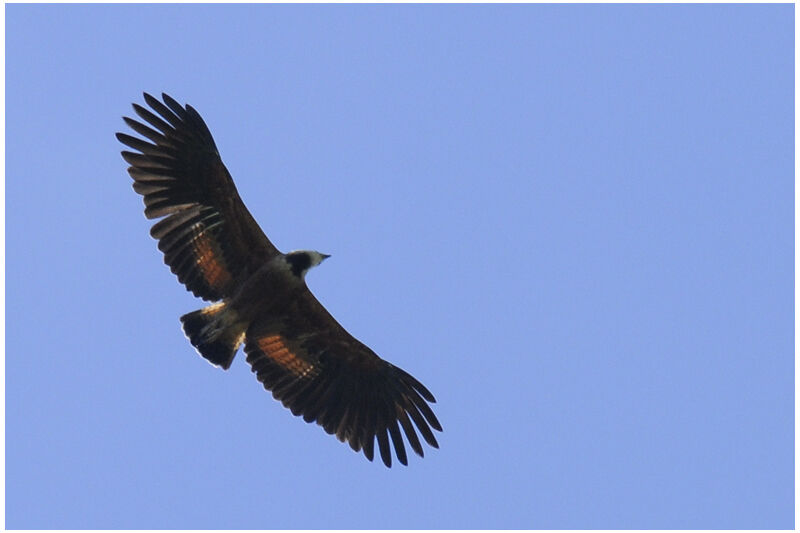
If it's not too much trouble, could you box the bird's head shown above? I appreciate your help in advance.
[285,250,331,279]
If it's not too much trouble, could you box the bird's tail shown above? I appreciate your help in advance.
[180,302,245,370]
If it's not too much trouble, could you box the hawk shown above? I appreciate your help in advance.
[116,93,441,467]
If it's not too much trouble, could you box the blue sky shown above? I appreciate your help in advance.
[6,3,793,529]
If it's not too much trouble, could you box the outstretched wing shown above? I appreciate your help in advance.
[116,92,280,301]
[244,290,442,467]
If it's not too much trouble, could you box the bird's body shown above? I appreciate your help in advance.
[117,93,440,467]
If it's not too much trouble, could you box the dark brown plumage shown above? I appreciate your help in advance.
[117,93,441,467]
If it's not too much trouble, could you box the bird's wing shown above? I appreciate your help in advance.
[116,92,280,301]
[244,289,442,467]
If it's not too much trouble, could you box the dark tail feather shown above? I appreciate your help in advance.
[180,303,244,370]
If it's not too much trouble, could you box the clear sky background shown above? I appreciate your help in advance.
[6,3,793,529]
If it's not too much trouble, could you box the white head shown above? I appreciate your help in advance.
[285,250,331,278]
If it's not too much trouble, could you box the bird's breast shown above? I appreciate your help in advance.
[227,258,303,322]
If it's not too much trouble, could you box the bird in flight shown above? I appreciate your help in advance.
[116,93,441,467]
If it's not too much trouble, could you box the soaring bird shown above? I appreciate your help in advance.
[116,93,441,467]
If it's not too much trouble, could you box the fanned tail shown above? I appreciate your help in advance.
[180,303,244,369]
